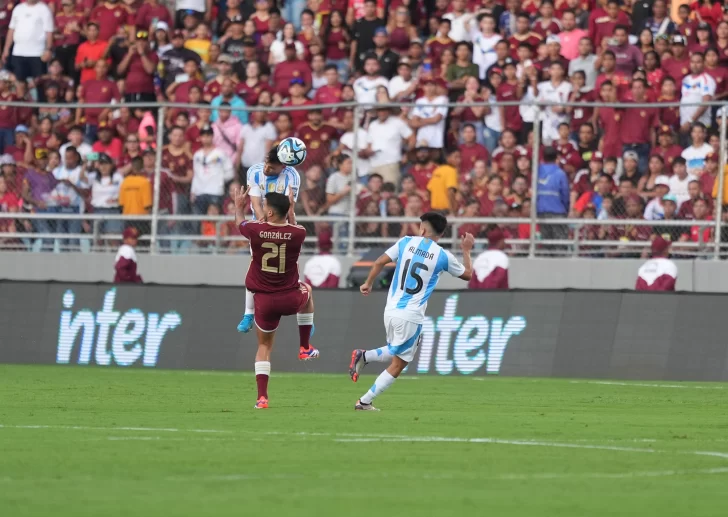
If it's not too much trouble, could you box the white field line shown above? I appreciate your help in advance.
[2,423,727,459]
[570,381,727,390]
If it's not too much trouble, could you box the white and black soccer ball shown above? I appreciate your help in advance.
[276,137,307,166]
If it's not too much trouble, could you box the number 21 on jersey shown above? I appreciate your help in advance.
[399,259,428,294]
[262,243,287,273]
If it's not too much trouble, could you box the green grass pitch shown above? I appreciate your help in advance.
[1,365,728,517]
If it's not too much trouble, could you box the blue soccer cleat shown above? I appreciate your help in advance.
[237,314,254,333]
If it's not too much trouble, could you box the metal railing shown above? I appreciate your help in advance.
[0,99,725,259]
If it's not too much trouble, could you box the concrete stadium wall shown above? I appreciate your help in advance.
[1,252,727,291]
[2,282,728,381]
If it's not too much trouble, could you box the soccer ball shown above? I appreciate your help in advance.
[277,137,307,166]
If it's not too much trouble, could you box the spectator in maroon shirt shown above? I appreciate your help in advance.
[621,78,659,173]
[165,58,205,102]
[459,123,489,173]
[282,78,315,129]
[533,0,562,38]
[651,125,683,174]
[135,0,173,31]
[609,25,643,75]
[663,35,691,83]
[117,32,159,103]
[114,227,143,283]
[90,0,133,43]
[54,0,85,77]
[272,42,312,97]
[0,71,17,154]
[78,60,120,143]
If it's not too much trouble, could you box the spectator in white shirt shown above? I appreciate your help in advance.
[192,125,234,226]
[339,110,373,180]
[444,0,475,42]
[668,157,696,208]
[60,125,92,166]
[680,53,716,131]
[303,231,342,288]
[90,153,123,239]
[536,61,573,144]
[410,78,449,150]
[643,175,671,220]
[353,56,389,107]
[326,154,358,216]
[51,146,88,250]
[2,0,54,82]
[239,109,277,170]
[388,59,417,101]
[471,14,502,80]
[368,107,414,185]
[681,123,713,176]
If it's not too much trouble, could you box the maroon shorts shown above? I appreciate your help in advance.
[254,283,310,332]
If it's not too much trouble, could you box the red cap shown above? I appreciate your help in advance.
[651,235,671,255]
[487,228,505,246]
[318,231,333,251]
[123,227,139,240]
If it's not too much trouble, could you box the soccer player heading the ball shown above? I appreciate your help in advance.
[237,138,306,336]
[235,185,319,409]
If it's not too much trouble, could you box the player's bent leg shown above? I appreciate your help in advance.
[355,357,407,411]
[237,289,256,333]
[297,283,319,360]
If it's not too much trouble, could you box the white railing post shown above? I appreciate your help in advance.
[528,105,542,259]
[347,105,363,257]
[150,107,165,254]
[714,107,727,259]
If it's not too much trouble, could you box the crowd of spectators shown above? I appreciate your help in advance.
[0,0,727,254]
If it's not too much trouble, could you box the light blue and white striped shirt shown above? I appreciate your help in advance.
[384,236,466,323]
[246,162,301,219]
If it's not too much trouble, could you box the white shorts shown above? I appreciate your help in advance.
[384,313,423,363]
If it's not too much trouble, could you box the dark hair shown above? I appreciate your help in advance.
[614,24,629,34]
[420,211,448,235]
[382,182,397,193]
[265,192,290,217]
[323,10,350,51]
[267,146,282,165]
[369,173,383,182]
[602,50,616,59]
[324,64,339,72]
[673,156,687,166]
[543,147,558,162]
[131,156,144,172]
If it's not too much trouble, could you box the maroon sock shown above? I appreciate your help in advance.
[256,374,268,398]
[298,325,312,350]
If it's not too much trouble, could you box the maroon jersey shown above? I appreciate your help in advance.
[459,142,489,173]
[171,79,205,103]
[79,79,120,125]
[507,33,542,60]
[409,163,436,191]
[89,4,132,42]
[424,37,454,68]
[124,52,159,94]
[496,82,522,131]
[161,146,192,194]
[282,99,315,129]
[569,89,595,132]
[658,96,680,131]
[662,56,690,83]
[294,122,337,167]
[204,78,225,100]
[236,80,268,106]
[55,12,85,47]
[0,93,17,129]
[597,107,622,158]
[531,18,562,38]
[651,144,683,174]
[272,60,312,96]
[134,2,172,29]
[313,84,343,118]
[240,221,307,293]
[620,104,659,145]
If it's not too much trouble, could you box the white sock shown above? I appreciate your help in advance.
[297,312,314,325]
[245,289,255,316]
[360,370,396,404]
[363,346,392,363]
[255,361,271,376]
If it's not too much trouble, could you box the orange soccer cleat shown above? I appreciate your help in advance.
[299,345,320,360]
[254,397,269,409]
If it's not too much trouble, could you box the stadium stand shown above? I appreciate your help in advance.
[0,0,727,258]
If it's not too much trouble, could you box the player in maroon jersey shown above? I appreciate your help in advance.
[235,186,319,409]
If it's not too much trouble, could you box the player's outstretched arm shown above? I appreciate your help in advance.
[287,188,297,226]
[234,185,251,227]
[458,233,475,281]
[360,254,393,296]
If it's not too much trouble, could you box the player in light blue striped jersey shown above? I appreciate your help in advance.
[349,212,474,410]
[237,146,302,334]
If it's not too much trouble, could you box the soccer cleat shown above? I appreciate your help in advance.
[349,349,366,382]
[355,399,379,411]
[299,345,320,360]
[237,314,254,333]
[254,397,269,409]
